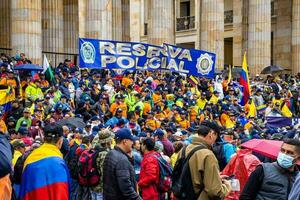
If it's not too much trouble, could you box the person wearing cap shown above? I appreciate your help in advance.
[143,95,152,117]
[39,73,49,90]
[152,88,163,105]
[25,79,44,105]
[145,111,161,131]
[105,108,128,128]
[209,91,220,105]
[176,120,231,199]
[7,100,23,122]
[225,112,237,129]
[0,68,19,98]
[197,92,208,112]
[12,139,25,167]
[15,108,32,131]
[19,124,70,200]
[110,94,128,118]
[103,128,141,200]
[153,128,174,157]
[178,110,190,129]
[91,129,115,200]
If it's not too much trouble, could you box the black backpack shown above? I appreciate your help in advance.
[171,145,205,200]
[212,143,227,171]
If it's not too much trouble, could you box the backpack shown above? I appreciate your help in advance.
[152,154,173,193]
[212,143,227,171]
[171,145,205,200]
[66,143,80,180]
[78,148,100,186]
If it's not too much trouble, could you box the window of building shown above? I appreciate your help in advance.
[180,1,190,17]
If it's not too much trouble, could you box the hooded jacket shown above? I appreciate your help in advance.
[177,136,231,200]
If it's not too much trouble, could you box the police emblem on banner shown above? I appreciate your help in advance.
[80,42,96,64]
[196,53,214,75]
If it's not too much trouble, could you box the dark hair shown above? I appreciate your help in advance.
[283,138,300,154]
[197,125,212,137]
[142,138,155,151]
[173,141,184,153]
[44,125,63,144]
[82,136,90,145]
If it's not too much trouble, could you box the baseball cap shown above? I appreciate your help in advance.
[153,128,165,137]
[18,127,28,135]
[115,128,137,141]
[116,108,123,113]
[23,107,30,113]
[44,124,63,138]
[74,127,83,134]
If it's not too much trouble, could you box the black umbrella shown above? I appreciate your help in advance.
[56,117,86,129]
[261,65,284,74]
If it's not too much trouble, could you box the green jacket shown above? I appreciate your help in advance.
[25,83,43,102]
[15,117,32,131]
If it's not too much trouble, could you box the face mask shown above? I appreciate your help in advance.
[277,152,295,169]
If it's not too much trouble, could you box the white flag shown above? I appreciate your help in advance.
[43,55,50,73]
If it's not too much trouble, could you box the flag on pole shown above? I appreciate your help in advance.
[240,52,251,106]
[228,65,232,83]
[43,55,55,84]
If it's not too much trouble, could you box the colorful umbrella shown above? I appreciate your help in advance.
[14,64,43,71]
[241,139,300,165]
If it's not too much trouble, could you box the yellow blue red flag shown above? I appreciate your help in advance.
[19,143,70,200]
[240,52,251,105]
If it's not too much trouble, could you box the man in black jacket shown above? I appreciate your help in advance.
[103,128,142,200]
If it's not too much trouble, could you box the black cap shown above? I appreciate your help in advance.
[44,124,63,139]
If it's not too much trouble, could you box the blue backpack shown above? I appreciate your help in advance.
[152,154,173,193]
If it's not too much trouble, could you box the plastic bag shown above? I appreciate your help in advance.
[222,149,261,200]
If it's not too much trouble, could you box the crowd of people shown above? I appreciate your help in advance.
[0,51,299,200]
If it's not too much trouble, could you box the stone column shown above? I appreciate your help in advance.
[148,0,175,45]
[11,0,42,64]
[78,0,87,38]
[0,0,11,55]
[122,0,130,41]
[42,0,64,66]
[274,0,292,70]
[63,0,78,58]
[200,0,224,70]
[233,0,243,66]
[130,0,141,42]
[248,0,271,76]
[86,0,113,40]
[195,0,201,49]
[292,0,300,74]
[112,0,123,40]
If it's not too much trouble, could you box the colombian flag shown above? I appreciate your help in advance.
[240,52,251,106]
[19,143,70,200]
[0,86,14,116]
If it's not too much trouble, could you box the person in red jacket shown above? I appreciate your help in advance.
[138,138,160,200]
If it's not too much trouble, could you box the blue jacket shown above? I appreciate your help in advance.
[0,134,12,178]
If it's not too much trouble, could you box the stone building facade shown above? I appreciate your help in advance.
[0,0,299,76]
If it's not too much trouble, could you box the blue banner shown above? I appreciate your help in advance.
[163,43,215,78]
[266,117,293,128]
[79,38,216,77]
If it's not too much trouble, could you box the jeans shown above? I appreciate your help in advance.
[91,191,103,200]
